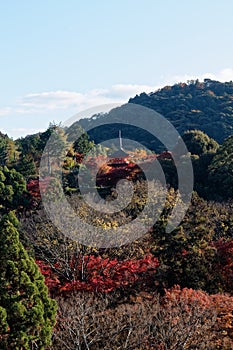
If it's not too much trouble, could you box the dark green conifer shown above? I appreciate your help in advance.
[0,212,57,349]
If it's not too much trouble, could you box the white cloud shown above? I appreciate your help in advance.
[0,67,232,126]
[0,107,13,117]
[11,127,44,134]
[215,68,233,82]
[19,84,160,112]
[19,89,122,112]
[164,68,233,86]
[109,84,160,97]
[0,84,159,119]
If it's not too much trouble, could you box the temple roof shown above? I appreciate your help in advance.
[109,148,129,159]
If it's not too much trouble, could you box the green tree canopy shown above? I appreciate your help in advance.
[0,166,29,212]
[208,135,233,200]
[72,127,95,155]
[0,212,57,349]
[0,133,19,167]
[16,124,67,172]
[16,154,37,179]
[182,129,219,156]
[16,133,41,164]
[152,192,219,293]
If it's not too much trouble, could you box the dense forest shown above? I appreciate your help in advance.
[0,80,233,349]
[129,79,233,143]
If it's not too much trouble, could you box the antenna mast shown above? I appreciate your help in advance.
[119,130,123,150]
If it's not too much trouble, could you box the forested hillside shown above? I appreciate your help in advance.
[73,79,233,155]
[1,80,233,349]
[129,79,233,143]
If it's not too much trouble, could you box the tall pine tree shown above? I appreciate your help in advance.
[0,212,57,349]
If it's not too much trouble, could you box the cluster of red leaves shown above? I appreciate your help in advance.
[27,177,53,199]
[27,153,169,199]
[214,239,233,292]
[75,152,84,164]
[163,285,212,308]
[163,285,233,343]
[96,162,144,187]
[94,151,174,187]
[36,254,159,294]
[210,293,233,340]
[27,179,41,199]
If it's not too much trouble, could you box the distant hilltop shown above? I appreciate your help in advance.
[128,79,233,144]
[1,79,233,164]
[76,79,233,152]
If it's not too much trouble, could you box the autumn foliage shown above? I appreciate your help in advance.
[27,176,52,199]
[50,285,233,350]
[214,239,233,293]
[36,254,159,294]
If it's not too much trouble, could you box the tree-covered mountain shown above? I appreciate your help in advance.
[129,79,233,144]
[73,79,233,153]
[1,79,233,202]
[9,79,233,162]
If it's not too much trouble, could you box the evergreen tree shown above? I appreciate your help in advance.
[39,125,67,176]
[0,134,19,167]
[16,154,37,179]
[73,131,94,155]
[0,166,29,212]
[151,192,218,293]
[0,213,57,349]
[67,123,94,155]
[16,133,41,166]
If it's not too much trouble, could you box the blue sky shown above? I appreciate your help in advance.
[1,0,233,139]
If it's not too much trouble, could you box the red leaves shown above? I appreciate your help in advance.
[163,285,212,308]
[36,254,159,294]
[27,179,41,198]
[160,286,233,346]
[27,177,54,199]
[75,153,84,163]
[214,239,233,292]
[36,260,61,290]
[181,249,188,257]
